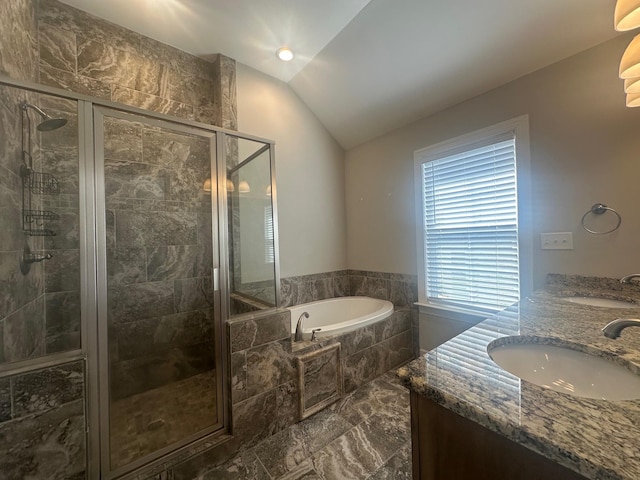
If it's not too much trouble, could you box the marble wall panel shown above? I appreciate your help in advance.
[175,276,214,313]
[115,210,198,248]
[44,209,79,250]
[105,160,169,201]
[0,87,22,178]
[147,245,210,281]
[230,350,248,404]
[12,361,83,416]
[169,71,216,110]
[39,63,112,99]
[38,0,140,56]
[228,309,290,353]
[45,290,80,345]
[275,380,299,432]
[38,111,78,154]
[43,248,79,293]
[2,296,45,363]
[373,309,412,343]
[215,55,237,131]
[0,249,44,320]
[0,378,11,422]
[107,246,147,285]
[245,339,295,399]
[110,343,214,400]
[114,308,213,361]
[78,39,169,97]
[111,85,195,120]
[38,22,76,73]
[299,344,341,415]
[0,399,85,479]
[104,117,143,163]
[0,184,23,253]
[107,280,175,324]
[0,0,38,81]
[232,389,277,447]
[41,150,79,195]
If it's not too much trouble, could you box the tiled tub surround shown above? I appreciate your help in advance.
[222,304,414,453]
[280,270,418,310]
[398,275,640,480]
[0,360,86,479]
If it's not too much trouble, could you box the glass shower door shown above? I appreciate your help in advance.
[94,107,223,476]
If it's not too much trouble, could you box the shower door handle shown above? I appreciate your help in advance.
[213,268,219,292]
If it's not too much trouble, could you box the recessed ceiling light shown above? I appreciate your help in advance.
[276,47,294,62]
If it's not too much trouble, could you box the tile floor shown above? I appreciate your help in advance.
[198,371,412,479]
[111,370,218,469]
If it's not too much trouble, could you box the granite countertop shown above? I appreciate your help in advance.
[397,275,640,480]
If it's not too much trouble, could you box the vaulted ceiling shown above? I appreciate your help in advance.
[60,0,620,148]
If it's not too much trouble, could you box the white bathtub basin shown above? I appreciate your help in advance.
[289,296,394,338]
[488,339,640,400]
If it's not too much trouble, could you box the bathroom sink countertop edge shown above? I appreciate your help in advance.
[397,281,640,480]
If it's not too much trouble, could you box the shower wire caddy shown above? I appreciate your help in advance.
[20,102,60,237]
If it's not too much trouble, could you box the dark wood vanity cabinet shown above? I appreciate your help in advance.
[410,392,588,480]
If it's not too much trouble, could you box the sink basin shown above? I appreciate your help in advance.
[487,338,640,400]
[561,296,636,308]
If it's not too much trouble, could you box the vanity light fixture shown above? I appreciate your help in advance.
[627,91,640,107]
[619,34,640,78]
[238,180,251,193]
[276,47,294,62]
[265,185,272,196]
[615,0,640,30]
[226,179,235,193]
[624,76,640,93]
[203,178,212,193]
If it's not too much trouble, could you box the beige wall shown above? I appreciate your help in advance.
[236,63,347,278]
[345,34,640,290]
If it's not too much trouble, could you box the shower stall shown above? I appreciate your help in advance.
[0,77,279,479]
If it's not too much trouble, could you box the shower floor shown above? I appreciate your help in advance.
[109,370,218,470]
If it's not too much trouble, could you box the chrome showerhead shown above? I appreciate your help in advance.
[20,102,68,131]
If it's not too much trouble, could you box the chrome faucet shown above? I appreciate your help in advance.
[295,312,309,341]
[602,318,640,339]
[620,274,640,284]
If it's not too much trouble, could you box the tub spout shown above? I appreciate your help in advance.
[295,312,309,341]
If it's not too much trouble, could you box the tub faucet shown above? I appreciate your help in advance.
[620,274,640,284]
[295,312,309,341]
[602,318,640,339]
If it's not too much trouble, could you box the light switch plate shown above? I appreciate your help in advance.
[540,232,573,250]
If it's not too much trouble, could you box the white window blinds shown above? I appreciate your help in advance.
[420,133,520,313]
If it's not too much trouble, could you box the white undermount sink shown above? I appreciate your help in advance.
[561,296,636,308]
[488,338,640,400]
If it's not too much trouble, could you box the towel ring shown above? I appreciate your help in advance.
[581,203,622,235]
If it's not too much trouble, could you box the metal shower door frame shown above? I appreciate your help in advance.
[93,105,226,479]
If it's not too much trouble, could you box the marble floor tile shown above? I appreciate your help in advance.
[207,370,411,480]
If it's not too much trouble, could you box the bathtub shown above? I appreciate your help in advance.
[288,296,394,339]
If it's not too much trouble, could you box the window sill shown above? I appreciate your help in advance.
[415,302,490,324]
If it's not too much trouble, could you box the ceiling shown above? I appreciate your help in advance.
[60,0,620,149]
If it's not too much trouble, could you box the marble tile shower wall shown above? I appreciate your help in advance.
[0,360,86,479]
[36,0,237,130]
[104,116,217,400]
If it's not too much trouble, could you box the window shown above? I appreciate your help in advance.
[414,116,531,316]
[265,205,275,263]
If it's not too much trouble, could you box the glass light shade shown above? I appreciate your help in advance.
[238,180,251,193]
[265,185,272,196]
[615,0,640,31]
[624,76,640,93]
[619,34,640,78]
[627,92,640,106]
[226,179,235,193]
[203,178,212,192]
[276,47,294,61]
